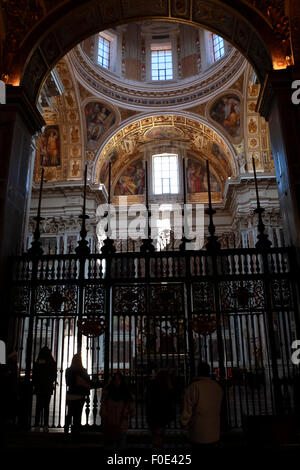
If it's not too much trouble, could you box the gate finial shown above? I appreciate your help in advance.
[28,168,45,256]
[141,159,155,253]
[180,157,190,252]
[101,160,116,254]
[76,164,91,255]
[205,159,221,252]
[252,156,272,250]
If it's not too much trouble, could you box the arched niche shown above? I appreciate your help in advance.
[94,113,235,204]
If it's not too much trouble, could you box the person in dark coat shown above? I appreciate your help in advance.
[146,370,175,449]
[181,362,223,449]
[5,352,19,425]
[100,372,135,449]
[32,347,57,431]
[65,354,91,440]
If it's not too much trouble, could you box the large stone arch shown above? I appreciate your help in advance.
[1,0,288,104]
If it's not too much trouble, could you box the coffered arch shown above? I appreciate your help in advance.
[2,0,289,104]
[93,112,238,201]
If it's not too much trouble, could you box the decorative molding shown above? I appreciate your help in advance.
[71,46,246,109]
[28,215,96,234]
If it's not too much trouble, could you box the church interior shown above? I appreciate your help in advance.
[1,0,300,454]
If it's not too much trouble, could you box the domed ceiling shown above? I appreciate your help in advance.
[33,20,275,205]
[71,21,245,110]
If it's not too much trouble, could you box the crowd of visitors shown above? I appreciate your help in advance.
[1,349,224,450]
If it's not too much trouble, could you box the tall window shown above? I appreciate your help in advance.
[212,34,225,61]
[98,35,110,69]
[151,44,173,81]
[153,154,179,195]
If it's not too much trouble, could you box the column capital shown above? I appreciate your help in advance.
[257,66,300,120]
[3,85,45,135]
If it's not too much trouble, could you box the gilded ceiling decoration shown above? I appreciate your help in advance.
[96,114,235,190]
[78,82,92,100]
[244,67,274,173]
[2,0,289,98]
[244,1,291,66]
[118,107,141,121]
[185,103,207,116]
[34,57,83,182]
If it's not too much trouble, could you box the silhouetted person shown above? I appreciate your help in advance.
[32,347,57,431]
[100,372,135,449]
[181,362,223,450]
[65,354,90,440]
[146,370,175,449]
[5,352,19,426]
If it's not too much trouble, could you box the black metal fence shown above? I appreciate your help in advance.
[8,245,300,429]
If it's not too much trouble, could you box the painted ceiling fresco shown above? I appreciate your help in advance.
[209,94,241,140]
[96,115,235,191]
[85,102,116,149]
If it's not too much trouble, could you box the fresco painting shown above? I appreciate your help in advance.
[145,126,183,139]
[211,142,231,174]
[210,95,241,138]
[114,160,145,196]
[85,102,116,148]
[187,158,220,193]
[38,125,61,166]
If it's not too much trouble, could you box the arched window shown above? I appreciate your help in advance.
[97,31,118,72]
[98,34,111,69]
[212,34,225,61]
[152,153,179,194]
[151,44,173,81]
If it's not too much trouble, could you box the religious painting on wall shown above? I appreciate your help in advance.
[114,160,145,196]
[70,160,81,177]
[187,158,220,193]
[41,237,57,255]
[66,235,78,254]
[38,125,61,167]
[210,95,241,138]
[85,102,116,148]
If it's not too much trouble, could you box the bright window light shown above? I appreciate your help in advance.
[151,44,173,81]
[153,154,179,195]
[98,35,110,69]
[212,34,225,61]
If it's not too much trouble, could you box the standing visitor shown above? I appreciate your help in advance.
[32,347,57,432]
[65,354,91,440]
[181,362,223,450]
[146,370,176,450]
[100,372,135,449]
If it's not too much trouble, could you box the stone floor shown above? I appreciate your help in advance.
[3,426,300,465]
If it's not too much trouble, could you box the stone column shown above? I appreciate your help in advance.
[0,85,44,338]
[258,67,300,249]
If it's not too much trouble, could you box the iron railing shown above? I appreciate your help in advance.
[8,245,300,429]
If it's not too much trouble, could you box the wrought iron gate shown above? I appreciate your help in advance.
[8,245,300,430]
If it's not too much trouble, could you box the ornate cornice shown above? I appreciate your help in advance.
[28,215,96,235]
[71,46,246,109]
